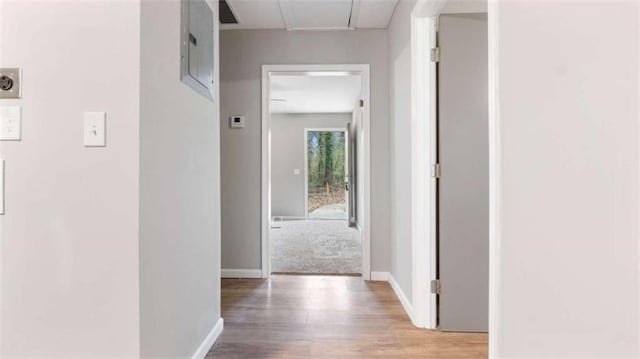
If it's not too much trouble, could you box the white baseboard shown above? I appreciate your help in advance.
[221,269,262,278]
[370,271,389,281]
[191,317,224,359]
[272,215,305,221]
[389,274,415,323]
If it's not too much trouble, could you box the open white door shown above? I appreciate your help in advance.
[347,122,357,227]
[437,13,489,333]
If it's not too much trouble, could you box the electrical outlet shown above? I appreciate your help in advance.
[0,106,21,141]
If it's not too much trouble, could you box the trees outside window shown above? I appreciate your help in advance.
[307,131,346,212]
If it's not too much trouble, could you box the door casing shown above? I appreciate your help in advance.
[411,0,496,334]
[261,64,372,280]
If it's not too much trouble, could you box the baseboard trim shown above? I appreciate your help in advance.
[389,274,415,323]
[370,271,389,281]
[221,269,263,278]
[272,216,306,221]
[191,317,224,359]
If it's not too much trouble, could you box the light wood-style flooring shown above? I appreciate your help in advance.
[208,275,488,358]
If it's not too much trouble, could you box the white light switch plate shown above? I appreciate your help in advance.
[0,106,21,141]
[84,112,106,147]
[293,169,301,175]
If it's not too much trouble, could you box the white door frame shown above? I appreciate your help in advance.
[303,128,349,220]
[410,0,493,332]
[261,64,372,280]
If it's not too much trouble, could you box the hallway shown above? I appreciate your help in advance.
[208,276,488,358]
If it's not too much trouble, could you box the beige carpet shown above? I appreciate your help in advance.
[271,220,361,274]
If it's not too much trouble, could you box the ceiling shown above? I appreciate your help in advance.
[270,74,362,114]
[221,0,399,30]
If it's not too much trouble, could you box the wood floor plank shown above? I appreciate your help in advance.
[209,275,488,358]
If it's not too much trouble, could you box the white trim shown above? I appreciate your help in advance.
[261,64,372,280]
[411,0,493,332]
[272,215,305,221]
[361,66,372,282]
[190,318,224,359]
[221,269,263,279]
[408,9,435,330]
[426,14,439,330]
[389,274,415,324]
[261,67,271,278]
[286,27,354,32]
[303,127,349,220]
[370,271,389,281]
[413,0,447,17]
[378,274,421,327]
[487,0,501,356]
[304,130,308,219]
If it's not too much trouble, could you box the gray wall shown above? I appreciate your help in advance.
[220,29,390,272]
[139,0,221,357]
[388,0,416,300]
[271,113,351,218]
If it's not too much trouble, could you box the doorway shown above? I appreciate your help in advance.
[304,129,349,221]
[261,64,372,278]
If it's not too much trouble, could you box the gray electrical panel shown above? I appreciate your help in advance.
[181,0,214,100]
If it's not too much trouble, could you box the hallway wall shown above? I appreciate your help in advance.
[388,0,417,305]
[0,1,141,356]
[139,0,221,358]
[494,1,640,357]
[220,30,390,273]
[271,113,351,218]
[0,0,222,357]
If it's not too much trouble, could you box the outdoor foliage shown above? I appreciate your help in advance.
[307,131,346,212]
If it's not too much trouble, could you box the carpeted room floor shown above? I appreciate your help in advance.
[270,220,361,274]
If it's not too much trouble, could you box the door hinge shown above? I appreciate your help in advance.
[431,279,441,295]
[430,47,440,63]
[431,163,441,179]
[359,99,364,108]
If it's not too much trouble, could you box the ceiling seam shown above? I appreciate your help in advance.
[277,0,291,30]
[348,0,354,28]
[385,0,402,29]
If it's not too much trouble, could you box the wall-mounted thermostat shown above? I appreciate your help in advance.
[230,116,245,128]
